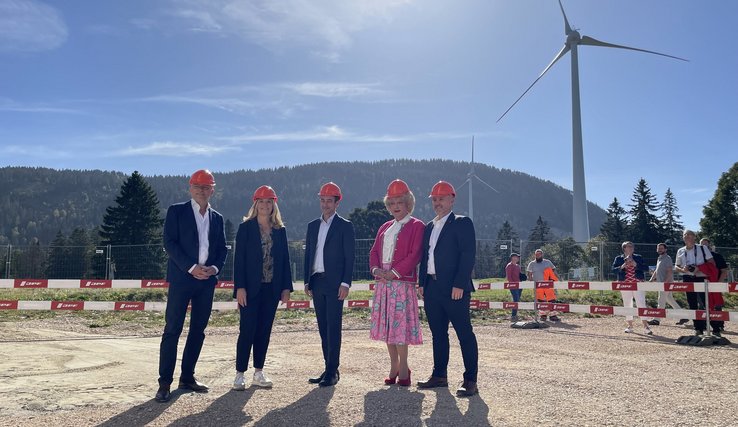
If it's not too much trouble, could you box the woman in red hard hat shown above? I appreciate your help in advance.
[369,179,425,386]
[232,185,293,390]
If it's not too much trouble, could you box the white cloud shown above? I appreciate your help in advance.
[223,126,481,144]
[283,82,387,98]
[115,141,238,157]
[0,97,81,114]
[168,0,412,60]
[0,144,71,158]
[0,0,68,52]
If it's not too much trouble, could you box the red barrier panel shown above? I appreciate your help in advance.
[477,283,491,290]
[568,281,590,290]
[0,300,19,310]
[81,280,112,288]
[141,280,168,288]
[612,282,638,291]
[664,282,694,292]
[590,305,614,315]
[115,302,145,311]
[503,282,519,289]
[348,300,369,308]
[51,301,84,310]
[287,300,310,309]
[695,310,730,322]
[535,281,554,289]
[215,281,234,289]
[14,279,48,288]
[639,308,666,318]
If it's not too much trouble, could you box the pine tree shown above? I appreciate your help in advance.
[45,230,70,279]
[99,171,165,279]
[526,215,551,255]
[627,178,662,244]
[68,227,91,278]
[660,188,683,245]
[600,197,628,243]
[700,162,738,247]
[493,221,519,276]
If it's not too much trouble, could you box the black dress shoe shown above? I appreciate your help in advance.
[155,385,171,402]
[178,379,209,392]
[319,371,339,387]
[417,376,448,389]
[456,380,479,397]
[308,371,326,384]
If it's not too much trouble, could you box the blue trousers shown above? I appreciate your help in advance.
[424,280,478,382]
[236,283,280,372]
[310,275,344,375]
[510,289,522,317]
[158,280,215,386]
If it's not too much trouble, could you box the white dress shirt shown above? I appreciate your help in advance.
[188,199,218,274]
[427,212,451,275]
[312,212,349,288]
[382,214,411,264]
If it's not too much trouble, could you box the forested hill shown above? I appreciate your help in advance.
[0,160,606,245]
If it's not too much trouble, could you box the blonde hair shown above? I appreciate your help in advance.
[621,241,634,249]
[243,200,284,228]
[383,191,416,215]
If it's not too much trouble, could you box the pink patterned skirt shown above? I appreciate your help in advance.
[369,264,423,345]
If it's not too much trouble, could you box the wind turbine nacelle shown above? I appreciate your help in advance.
[567,30,581,44]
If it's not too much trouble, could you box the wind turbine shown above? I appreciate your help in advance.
[457,136,498,220]
[497,0,687,242]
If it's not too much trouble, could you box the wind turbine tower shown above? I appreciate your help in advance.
[459,136,498,220]
[497,0,687,242]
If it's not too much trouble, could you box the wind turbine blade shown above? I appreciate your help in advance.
[558,0,572,35]
[497,44,570,122]
[474,175,499,193]
[457,179,470,190]
[580,35,688,62]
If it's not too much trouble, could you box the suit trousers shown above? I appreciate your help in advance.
[423,278,478,382]
[311,275,344,374]
[158,280,215,386]
[236,283,280,372]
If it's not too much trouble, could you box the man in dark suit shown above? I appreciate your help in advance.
[417,180,479,397]
[155,169,228,402]
[304,182,355,387]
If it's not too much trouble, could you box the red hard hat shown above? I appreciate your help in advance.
[253,185,278,202]
[429,180,455,197]
[318,182,342,200]
[386,179,410,198]
[189,169,216,186]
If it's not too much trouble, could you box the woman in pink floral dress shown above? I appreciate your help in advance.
[369,179,424,387]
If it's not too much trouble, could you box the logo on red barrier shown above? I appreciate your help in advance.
[552,303,569,312]
[348,300,369,308]
[503,282,519,289]
[52,301,84,310]
[477,283,491,290]
[14,279,48,288]
[590,305,614,315]
[536,281,554,289]
[568,281,590,290]
[469,300,480,309]
[728,283,738,293]
[115,301,145,311]
[369,283,376,291]
[0,300,18,310]
[216,281,234,289]
[639,308,666,318]
[612,282,638,291]
[287,300,310,309]
[503,302,518,310]
[536,303,553,310]
[695,310,729,321]
[141,280,168,288]
[476,301,490,309]
[665,282,694,292]
[80,280,111,288]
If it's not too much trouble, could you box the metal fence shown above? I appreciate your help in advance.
[2,239,736,282]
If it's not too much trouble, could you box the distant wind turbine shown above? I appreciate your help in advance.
[457,136,498,221]
[497,0,687,242]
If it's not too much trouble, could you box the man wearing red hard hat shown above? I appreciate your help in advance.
[417,180,479,397]
[155,169,228,402]
[303,182,356,387]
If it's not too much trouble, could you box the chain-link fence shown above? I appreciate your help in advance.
[2,239,736,282]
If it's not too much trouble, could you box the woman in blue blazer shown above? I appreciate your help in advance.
[233,185,293,390]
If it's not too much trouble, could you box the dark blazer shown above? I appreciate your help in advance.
[304,214,355,290]
[419,212,476,293]
[233,218,294,301]
[164,201,228,286]
[612,253,647,281]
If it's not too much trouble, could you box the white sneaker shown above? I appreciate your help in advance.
[624,327,633,333]
[233,371,246,391]
[253,370,273,388]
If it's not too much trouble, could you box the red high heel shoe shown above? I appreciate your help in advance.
[397,369,411,387]
[384,371,399,385]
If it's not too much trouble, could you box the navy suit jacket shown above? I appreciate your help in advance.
[233,218,294,301]
[304,214,355,290]
[419,212,476,294]
[164,201,228,286]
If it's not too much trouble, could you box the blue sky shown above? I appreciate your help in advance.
[1,0,736,232]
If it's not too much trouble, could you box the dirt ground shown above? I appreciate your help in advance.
[0,315,736,427]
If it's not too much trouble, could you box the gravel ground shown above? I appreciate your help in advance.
[0,314,736,426]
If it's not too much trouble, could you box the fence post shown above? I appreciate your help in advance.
[105,244,112,280]
[704,280,711,338]
[4,244,11,279]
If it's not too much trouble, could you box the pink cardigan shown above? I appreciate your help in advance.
[369,216,425,283]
